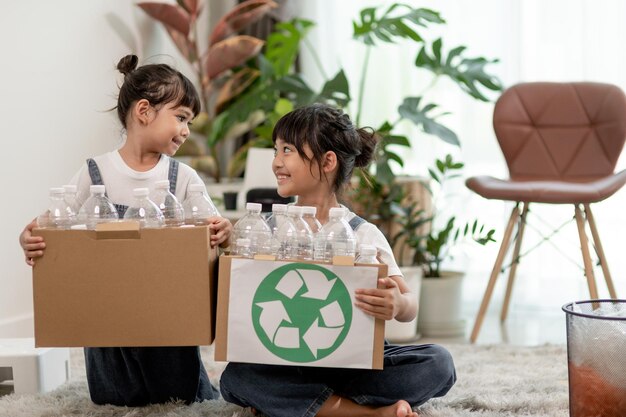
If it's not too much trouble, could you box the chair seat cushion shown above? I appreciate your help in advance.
[466,169,626,204]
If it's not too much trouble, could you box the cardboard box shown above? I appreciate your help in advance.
[215,255,386,369]
[32,222,217,347]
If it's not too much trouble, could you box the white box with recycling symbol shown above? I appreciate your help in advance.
[215,255,385,369]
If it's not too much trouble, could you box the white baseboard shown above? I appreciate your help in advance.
[0,313,34,338]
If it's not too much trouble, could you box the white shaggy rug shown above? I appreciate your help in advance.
[0,344,569,417]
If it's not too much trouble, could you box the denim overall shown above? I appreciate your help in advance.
[83,157,218,406]
[220,216,457,417]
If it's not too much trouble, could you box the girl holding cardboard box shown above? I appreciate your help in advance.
[19,54,232,406]
[219,104,456,417]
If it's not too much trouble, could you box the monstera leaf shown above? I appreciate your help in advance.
[415,38,502,102]
[398,97,459,146]
[317,70,351,108]
[353,4,444,46]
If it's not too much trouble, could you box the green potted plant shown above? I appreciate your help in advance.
[392,154,496,337]
[135,0,280,182]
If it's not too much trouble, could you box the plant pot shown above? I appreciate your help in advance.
[385,266,423,343]
[417,270,465,337]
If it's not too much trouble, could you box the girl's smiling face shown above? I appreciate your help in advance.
[144,103,194,156]
[272,137,324,198]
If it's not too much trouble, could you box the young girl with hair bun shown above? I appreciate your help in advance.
[220,103,456,417]
[19,54,232,406]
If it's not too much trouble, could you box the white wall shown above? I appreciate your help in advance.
[0,1,181,336]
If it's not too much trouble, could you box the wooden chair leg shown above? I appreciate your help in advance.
[500,202,529,323]
[584,204,618,298]
[470,204,520,343]
[574,204,599,300]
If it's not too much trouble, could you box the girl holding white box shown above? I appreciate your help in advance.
[220,104,456,417]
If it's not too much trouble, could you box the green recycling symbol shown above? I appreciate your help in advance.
[252,263,352,362]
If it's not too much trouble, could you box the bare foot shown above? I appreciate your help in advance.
[379,400,418,417]
[316,394,418,417]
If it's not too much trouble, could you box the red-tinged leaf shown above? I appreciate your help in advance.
[205,36,264,79]
[176,0,201,16]
[209,0,278,45]
[165,26,195,62]
[215,68,260,113]
[138,2,190,36]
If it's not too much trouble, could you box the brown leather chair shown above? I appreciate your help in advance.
[467,82,626,343]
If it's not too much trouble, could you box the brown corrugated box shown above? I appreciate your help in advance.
[215,255,386,369]
[32,222,217,347]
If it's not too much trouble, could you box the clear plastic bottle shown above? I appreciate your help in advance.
[182,183,219,225]
[355,244,379,264]
[152,180,184,227]
[63,184,81,214]
[316,207,356,261]
[275,205,303,259]
[232,202,272,256]
[266,204,288,255]
[37,187,76,229]
[290,206,314,260]
[265,204,288,234]
[232,238,252,258]
[123,187,164,228]
[78,185,119,229]
[301,206,322,234]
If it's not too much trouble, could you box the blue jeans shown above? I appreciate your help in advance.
[220,343,456,417]
[85,347,219,406]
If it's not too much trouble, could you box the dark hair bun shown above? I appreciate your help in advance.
[355,127,379,168]
[117,54,139,76]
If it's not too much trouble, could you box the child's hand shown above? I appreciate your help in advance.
[354,277,404,321]
[19,219,45,266]
[207,216,233,248]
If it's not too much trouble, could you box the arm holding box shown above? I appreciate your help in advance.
[19,218,45,266]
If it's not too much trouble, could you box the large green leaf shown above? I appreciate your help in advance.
[316,69,351,108]
[206,79,280,147]
[353,4,444,46]
[265,19,314,78]
[373,126,412,185]
[274,74,317,107]
[398,97,459,146]
[415,38,502,101]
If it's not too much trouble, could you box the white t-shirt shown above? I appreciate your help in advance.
[68,150,213,208]
[343,207,402,277]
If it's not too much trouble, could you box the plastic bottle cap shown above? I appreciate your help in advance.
[133,187,149,197]
[359,244,377,256]
[236,238,251,247]
[50,187,65,195]
[272,203,287,213]
[155,180,170,189]
[302,206,317,216]
[63,185,77,193]
[246,202,262,212]
[329,207,345,218]
[189,183,205,193]
[287,205,302,215]
[90,185,106,194]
